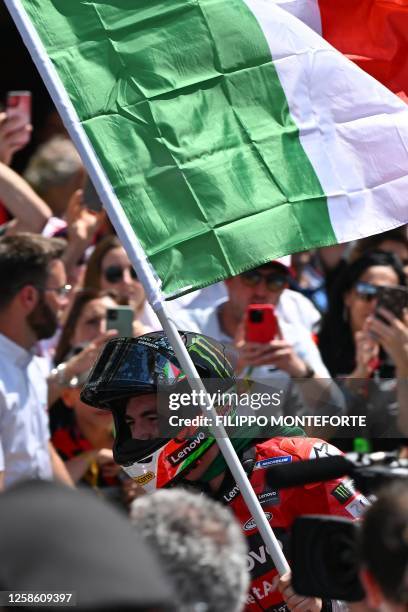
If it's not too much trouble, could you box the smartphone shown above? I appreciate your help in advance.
[106,306,134,337]
[245,304,278,343]
[83,176,103,212]
[6,91,31,149]
[6,90,31,123]
[375,285,408,322]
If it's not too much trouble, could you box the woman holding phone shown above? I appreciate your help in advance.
[49,288,140,507]
[318,251,408,449]
[83,235,155,334]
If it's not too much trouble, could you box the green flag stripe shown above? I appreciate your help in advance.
[22,0,335,297]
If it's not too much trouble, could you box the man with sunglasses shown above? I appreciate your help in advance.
[173,259,344,434]
[0,233,73,491]
[175,259,329,376]
[175,258,321,334]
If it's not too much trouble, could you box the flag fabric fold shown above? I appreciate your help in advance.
[13,0,408,298]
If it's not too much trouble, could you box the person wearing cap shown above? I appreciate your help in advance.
[174,259,325,377]
[172,261,344,437]
[80,331,368,612]
[173,258,321,335]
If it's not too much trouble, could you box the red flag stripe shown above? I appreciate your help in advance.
[318,0,408,102]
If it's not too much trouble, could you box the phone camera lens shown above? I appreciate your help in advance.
[249,310,263,323]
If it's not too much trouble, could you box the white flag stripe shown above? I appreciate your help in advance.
[273,0,322,34]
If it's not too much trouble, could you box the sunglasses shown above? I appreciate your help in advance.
[240,269,289,291]
[103,265,138,284]
[354,281,382,302]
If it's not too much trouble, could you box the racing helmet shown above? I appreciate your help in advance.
[80,332,236,491]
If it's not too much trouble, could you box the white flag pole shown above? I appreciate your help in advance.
[156,312,290,575]
[5,0,290,575]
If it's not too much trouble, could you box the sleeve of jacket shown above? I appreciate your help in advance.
[279,437,370,520]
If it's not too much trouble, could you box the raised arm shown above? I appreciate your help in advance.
[0,162,52,234]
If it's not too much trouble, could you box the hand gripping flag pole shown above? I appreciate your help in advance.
[4,0,290,576]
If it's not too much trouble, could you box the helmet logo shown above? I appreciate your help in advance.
[133,471,155,486]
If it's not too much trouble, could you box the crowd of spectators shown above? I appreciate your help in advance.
[0,97,407,611]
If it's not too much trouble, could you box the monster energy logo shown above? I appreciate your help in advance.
[331,481,354,504]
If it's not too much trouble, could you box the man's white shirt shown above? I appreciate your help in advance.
[0,333,52,489]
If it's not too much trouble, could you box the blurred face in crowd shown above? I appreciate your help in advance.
[125,395,159,440]
[62,387,113,429]
[27,259,70,340]
[225,263,289,320]
[344,265,399,334]
[70,295,118,347]
[99,247,145,310]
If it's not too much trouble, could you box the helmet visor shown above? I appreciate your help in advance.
[80,336,186,409]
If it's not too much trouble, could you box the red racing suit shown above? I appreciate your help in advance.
[215,436,369,612]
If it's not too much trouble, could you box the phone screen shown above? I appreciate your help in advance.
[375,285,408,322]
[106,307,134,337]
[6,91,31,123]
[6,91,31,150]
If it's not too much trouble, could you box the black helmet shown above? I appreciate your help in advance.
[81,331,234,408]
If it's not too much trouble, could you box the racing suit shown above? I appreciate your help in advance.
[214,436,369,612]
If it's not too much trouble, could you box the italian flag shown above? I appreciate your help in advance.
[8,0,408,298]
[275,0,408,102]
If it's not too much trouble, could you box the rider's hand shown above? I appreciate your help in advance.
[279,572,322,612]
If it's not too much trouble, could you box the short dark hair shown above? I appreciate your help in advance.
[0,233,66,310]
[360,481,408,603]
